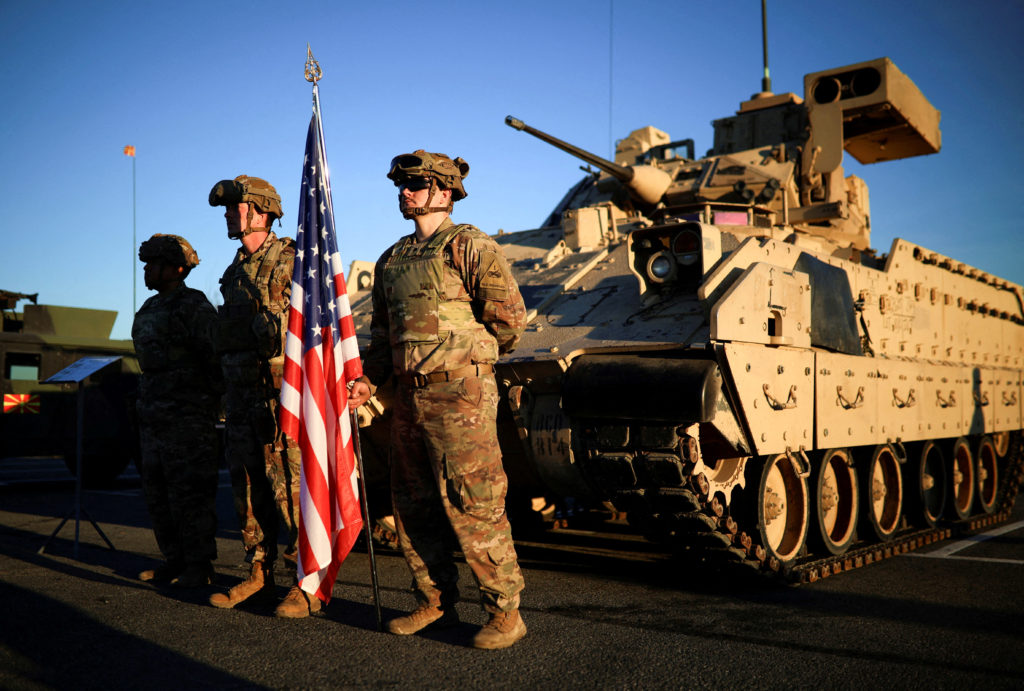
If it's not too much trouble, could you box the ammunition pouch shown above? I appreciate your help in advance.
[214,314,257,353]
[255,399,278,445]
[136,349,164,373]
[137,347,202,373]
[215,306,282,357]
[251,311,282,359]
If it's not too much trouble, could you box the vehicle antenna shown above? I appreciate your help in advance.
[761,0,772,94]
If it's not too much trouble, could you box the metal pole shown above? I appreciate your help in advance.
[351,411,383,631]
[761,0,772,94]
[608,0,613,159]
[73,382,84,559]
[132,153,137,315]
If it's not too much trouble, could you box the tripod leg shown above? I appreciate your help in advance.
[80,507,117,551]
[37,511,74,555]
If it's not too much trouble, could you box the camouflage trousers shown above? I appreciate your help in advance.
[390,373,524,614]
[138,414,219,566]
[224,395,301,565]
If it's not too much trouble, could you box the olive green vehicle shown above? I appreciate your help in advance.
[349,57,1023,581]
[1,290,140,485]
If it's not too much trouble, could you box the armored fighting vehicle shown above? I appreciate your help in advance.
[350,57,1023,581]
[1,290,140,485]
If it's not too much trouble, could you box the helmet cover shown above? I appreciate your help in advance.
[138,233,200,269]
[208,175,283,220]
[387,150,469,201]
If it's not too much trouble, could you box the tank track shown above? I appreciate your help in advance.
[615,432,1024,584]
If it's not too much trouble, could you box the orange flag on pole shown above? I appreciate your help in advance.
[123,145,135,157]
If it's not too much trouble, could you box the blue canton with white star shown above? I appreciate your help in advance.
[296,115,342,350]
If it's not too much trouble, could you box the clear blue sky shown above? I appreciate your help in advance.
[3,0,1022,339]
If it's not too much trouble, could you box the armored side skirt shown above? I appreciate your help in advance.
[562,355,721,423]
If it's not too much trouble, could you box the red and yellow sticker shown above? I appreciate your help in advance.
[3,394,40,414]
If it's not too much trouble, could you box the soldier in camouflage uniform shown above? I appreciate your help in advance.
[348,151,529,649]
[206,175,318,618]
[132,234,221,588]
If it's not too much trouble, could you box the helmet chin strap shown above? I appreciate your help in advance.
[228,202,271,238]
[400,177,453,219]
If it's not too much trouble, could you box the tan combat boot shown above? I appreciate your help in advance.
[209,561,274,608]
[138,561,184,585]
[472,610,527,649]
[386,604,459,635]
[172,562,213,588]
[275,585,323,618]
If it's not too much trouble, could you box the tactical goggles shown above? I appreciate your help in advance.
[398,177,432,192]
[390,153,426,172]
[209,179,246,206]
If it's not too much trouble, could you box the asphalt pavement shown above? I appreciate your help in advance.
[1,457,1022,690]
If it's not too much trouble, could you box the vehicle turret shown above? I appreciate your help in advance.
[505,116,673,205]
[508,58,942,257]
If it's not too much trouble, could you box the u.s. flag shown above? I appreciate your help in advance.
[280,108,364,603]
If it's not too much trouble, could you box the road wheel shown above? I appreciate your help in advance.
[905,440,946,528]
[754,453,809,566]
[811,448,857,555]
[949,437,975,520]
[975,436,999,515]
[992,431,1010,458]
[861,444,902,541]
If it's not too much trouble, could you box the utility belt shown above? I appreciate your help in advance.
[396,363,494,388]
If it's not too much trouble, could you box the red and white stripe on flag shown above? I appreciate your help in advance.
[280,110,364,604]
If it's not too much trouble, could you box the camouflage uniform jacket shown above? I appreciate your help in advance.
[216,231,296,392]
[132,284,221,418]
[363,217,527,386]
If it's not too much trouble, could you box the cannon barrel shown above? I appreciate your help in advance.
[505,116,635,183]
[506,115,672,205]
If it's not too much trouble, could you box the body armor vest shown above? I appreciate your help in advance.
[382,223,497,374]
[132,288,208,373]
[216,233,292,358]
[132,286,219,417]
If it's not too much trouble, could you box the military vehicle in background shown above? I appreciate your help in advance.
[1,290,140,485]
[349,55,1023,582]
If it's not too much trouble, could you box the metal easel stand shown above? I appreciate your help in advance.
[38,360,119,559]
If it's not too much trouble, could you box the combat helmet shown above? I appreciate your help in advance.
[387,150,469,218]
[138,233,200,269]
[208,175,283,237]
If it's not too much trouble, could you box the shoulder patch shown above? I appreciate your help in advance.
[477,250,509,301]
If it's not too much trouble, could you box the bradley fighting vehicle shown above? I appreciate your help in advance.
[1,290,140,485]
[349,57,1024,581]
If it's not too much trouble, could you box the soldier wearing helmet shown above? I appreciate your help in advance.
[132,233,222,588]
[349,150,529,649]
[206,176,315,618]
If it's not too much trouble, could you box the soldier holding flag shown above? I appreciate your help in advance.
[348,151,529,649]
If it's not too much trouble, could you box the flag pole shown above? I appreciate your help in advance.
[306,45,383,631]
[124,146,137,315]
[350,410,383,632]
